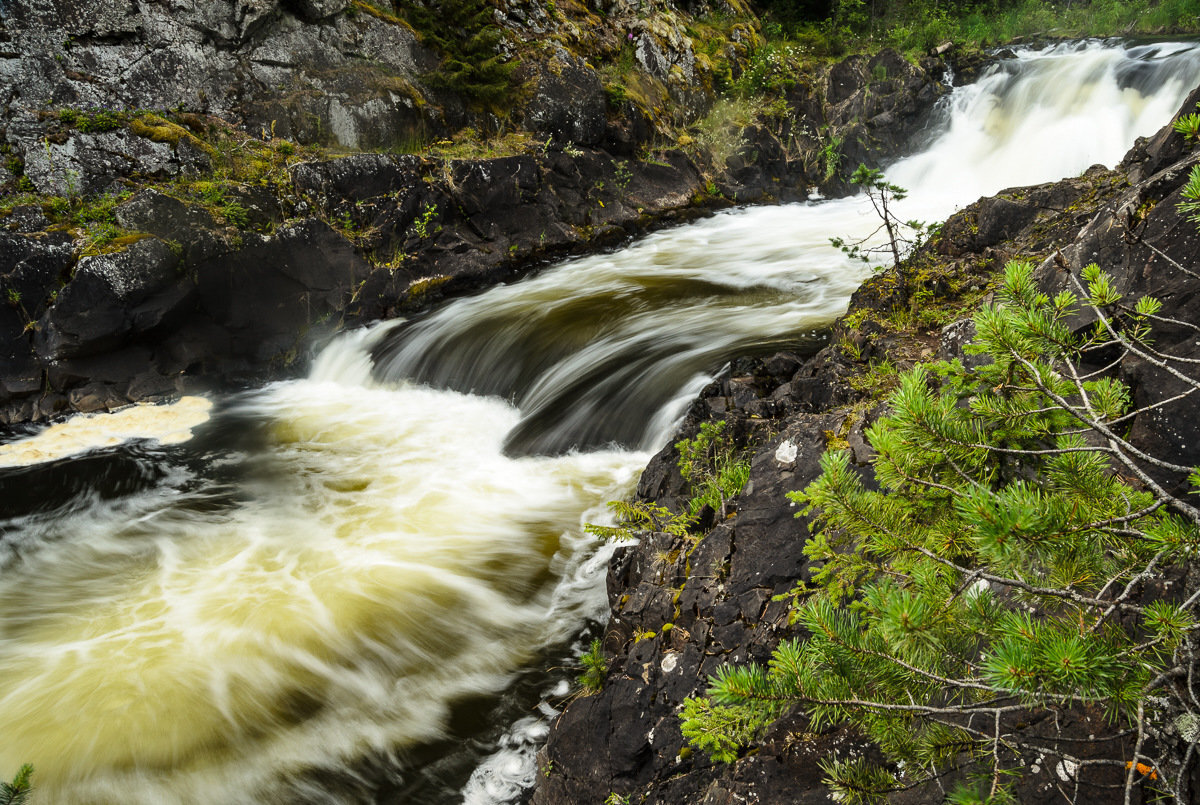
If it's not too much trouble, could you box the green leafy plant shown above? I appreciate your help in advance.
[683,260,1200,803]
[818,130,843,183]
[613,159,633,192]
[192,182,249,228]
[58,108,124,133]
[676,420,751,519]
[1172,111,1200,143]
[412,202,440,239]
[579,638,608,693]
[830,164,938,270]
[399,0,517,110]
[0,765,32,805]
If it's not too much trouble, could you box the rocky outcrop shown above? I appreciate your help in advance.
[530,85,1200,805]
[0,0,433,162]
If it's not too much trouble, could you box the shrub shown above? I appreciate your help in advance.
[830,164,938,270]
[676,420,751,519]
[579,638,608,693]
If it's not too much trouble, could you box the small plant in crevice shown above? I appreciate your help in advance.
[676,420,751,519]
[58,107,124,133]
[578,639,608,693]
[817,129,843,183]
[830,164,938,271]
[613,159,633,192]
[412,202,441,239]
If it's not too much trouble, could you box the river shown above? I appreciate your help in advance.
[0,39,1198,805]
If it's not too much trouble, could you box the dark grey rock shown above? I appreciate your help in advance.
[285,0,349,22]
[35,237,183,360]
[524,51,607,146]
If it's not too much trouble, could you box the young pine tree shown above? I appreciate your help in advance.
[682,260,1200,803]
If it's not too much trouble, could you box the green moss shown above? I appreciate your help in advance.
[405,274,452,302]
[351,0,417,31]
[129,114,208,153]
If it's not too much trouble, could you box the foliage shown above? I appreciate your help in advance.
[830,164,938,270]
[680,695,774,764]
[1172,109,1200,142]
[411,202,440,239]
[0,765,32,805]
[58,108,124,133]
[818,130,843,182]
[676,420,752,518]
[682,260,1200,802]
[756,0,1200,59]
[398,0,516,110]
[736,40,803,95]
[189,182,249,228]
[613,159,633,192]
[1179,164,1200,228]
[683,98,757,173]
[579,638,608,693]
[585,500,693,543]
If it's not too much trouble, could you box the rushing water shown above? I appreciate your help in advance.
[1,40,1199,805]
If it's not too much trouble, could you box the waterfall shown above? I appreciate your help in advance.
[0,39,1197,805]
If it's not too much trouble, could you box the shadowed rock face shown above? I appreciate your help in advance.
[530,86,1200,805]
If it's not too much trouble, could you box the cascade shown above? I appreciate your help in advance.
[0,40,1197,805]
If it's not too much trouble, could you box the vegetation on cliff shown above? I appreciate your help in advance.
[681,201,1200,801]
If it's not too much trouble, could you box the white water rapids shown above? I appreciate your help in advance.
[0,40,1198,805]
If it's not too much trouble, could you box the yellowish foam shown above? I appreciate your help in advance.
[0,397,213,467]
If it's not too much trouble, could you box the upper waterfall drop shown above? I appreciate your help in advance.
[888,40,1200,215]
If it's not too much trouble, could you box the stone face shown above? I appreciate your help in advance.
[524,51,607,146]
[0,0,428,153]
